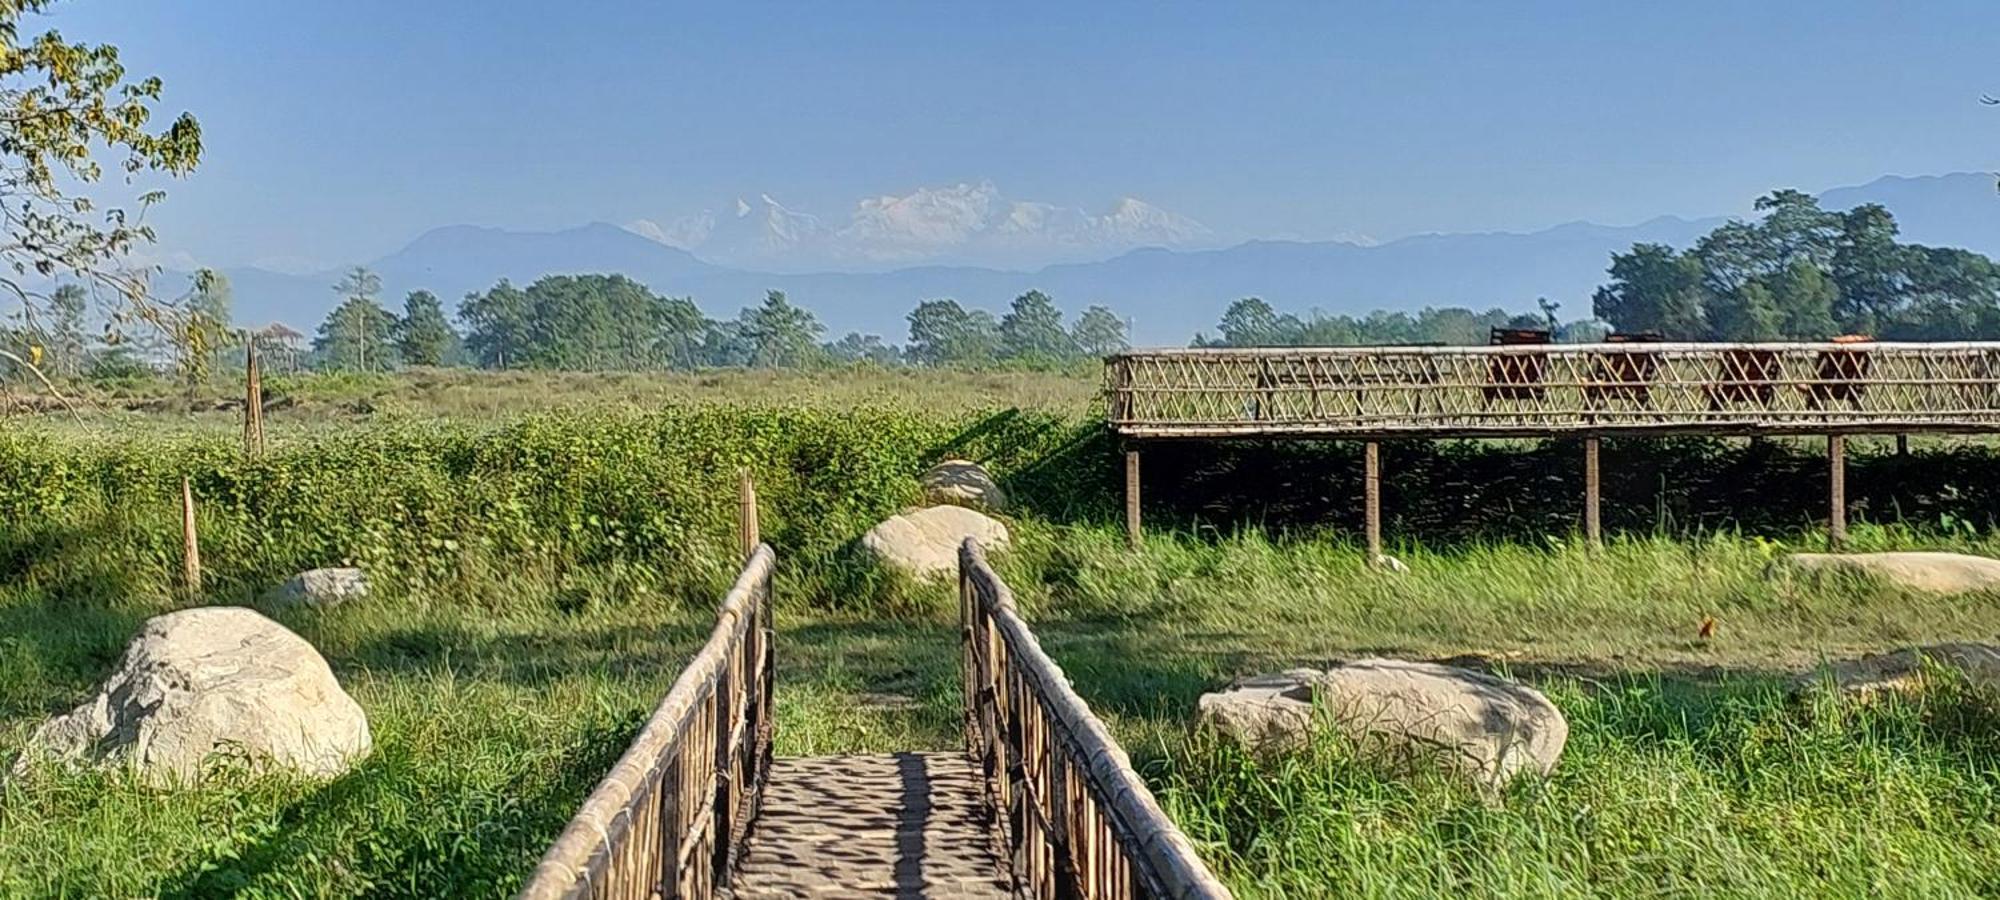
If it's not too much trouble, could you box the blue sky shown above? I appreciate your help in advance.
[43,0,2000,272]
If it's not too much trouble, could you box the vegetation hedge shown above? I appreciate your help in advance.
[0,406,1111,609]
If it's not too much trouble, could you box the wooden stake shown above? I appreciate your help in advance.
[1364,441,1382,562]
[1828,434,1847,549]
[1124,448,1142,552]
[1896,433,1908,457]
[244,340,264,458]
[737,469,759,559]
[180,476,202,597]
[1584,437,1602,548]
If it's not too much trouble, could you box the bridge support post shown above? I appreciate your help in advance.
[1897,433,1908,457]
[1364,441,1382,563]
[1584,437,1601,548]
[1828,434,1847,549]
[1124,447,1142,552]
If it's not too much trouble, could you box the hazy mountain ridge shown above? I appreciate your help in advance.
[208,173,1997,345]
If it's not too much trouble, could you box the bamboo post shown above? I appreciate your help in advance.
[1583,437,1602,548]
[1363,441,1382,563]
[1124,448,1141,552]
[180,476,202,597]
[1828,434,1847,549]
[737,469,759,560]
[244,340,264,458]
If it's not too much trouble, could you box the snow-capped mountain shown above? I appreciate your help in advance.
[626,181,1214,272]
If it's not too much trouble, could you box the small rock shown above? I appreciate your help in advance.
[861,505,1010,580]
[920,459,1007,513]
[1778,552,2000,594]
[268,567,370,609]
[1197,659,1567,789]
[14,607,371,785]
[1800,642,2000,698]
[1371,554,1409,573]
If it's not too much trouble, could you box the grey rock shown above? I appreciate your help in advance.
[1801,642,2000,698]
[861,505,1009,580]
[1779,552,2000,594]
[268,567,370,609]
[1197,659,1567,788]
[1371,554,1410,573]
[920,459,1007,513]
[15,607,371,785]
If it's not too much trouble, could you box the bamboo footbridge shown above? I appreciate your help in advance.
[517,534,1230,899]
[1103,341,2000,553]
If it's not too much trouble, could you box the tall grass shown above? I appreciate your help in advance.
[8,392,2000,895]
[1159,675,2000,897]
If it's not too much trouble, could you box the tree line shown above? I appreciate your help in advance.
[14,188,2000,387]
[306,275,1133,372]
[1190,297,1605,348]
[1593,190,2000,341]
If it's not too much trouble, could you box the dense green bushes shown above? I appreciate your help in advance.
[0,406,1107,609]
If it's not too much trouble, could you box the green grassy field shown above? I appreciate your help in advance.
[6,370,2000,897]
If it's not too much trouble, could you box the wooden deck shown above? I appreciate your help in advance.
[730,753,1012,898]
[1105,343,2000,439]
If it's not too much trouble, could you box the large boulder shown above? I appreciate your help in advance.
[266,567,370,609]
[1801,642,2000,698]
[920,460,1007,513]
[1779,552,2000,594]
[15,607,371,785]
[861,505,1010,580]
[1197,660,1567,789]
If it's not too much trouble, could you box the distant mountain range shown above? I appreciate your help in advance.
[203,173,1998,346]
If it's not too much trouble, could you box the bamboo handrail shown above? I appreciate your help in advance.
[961,540,1230,900]
[516,545,776,900]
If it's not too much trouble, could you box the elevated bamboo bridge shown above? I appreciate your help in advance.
[516,537,1229,900]
[1104,341,2000,553]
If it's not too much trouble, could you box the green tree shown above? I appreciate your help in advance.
[1765,258,1839,338]
[0,1,201,362]
[741,290,824,368]
[1892,246,2000,340]
[906,299,999,366]
[655,295,708,369]
[459,279,531,368]
[1592,244,1708,337]
[142,268,232,402]
[313,297,398,371]
[189,270,231,333]
[1070,305,1128,357]
[1210,297,1307,346]
[46,283,87,378]
[999,290,1076,361]
[1706,280,1781,341]
[395,290,454,367]
[519,274,626,369]
[824,332,901,366]
[187,269,234,373]
[1830,204,1906,334]
[322,268,387,370]
[699,318,754,367]
[1599,189,2000,341]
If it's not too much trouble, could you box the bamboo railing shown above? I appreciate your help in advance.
[960,541,1231,900]
[516,544,776,900]
[1106,342,2000,438]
